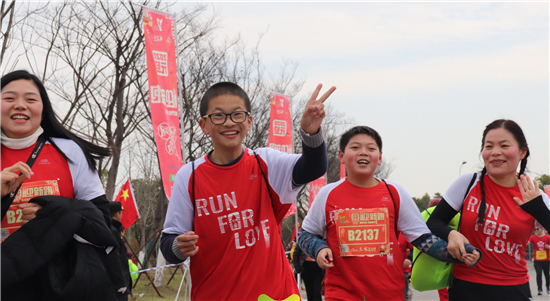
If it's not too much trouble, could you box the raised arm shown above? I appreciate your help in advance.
[292,84,335,187]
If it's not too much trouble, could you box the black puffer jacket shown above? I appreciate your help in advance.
[110,218,132,295]
[2,196,121,301]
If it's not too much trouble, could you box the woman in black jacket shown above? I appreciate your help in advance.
[1,70,125,300]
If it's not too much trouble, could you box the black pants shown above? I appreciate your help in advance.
[301,261,325,301]
[534,260,550,291]
[448,277,531,301]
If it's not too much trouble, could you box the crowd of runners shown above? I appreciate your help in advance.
[1,71,549,301]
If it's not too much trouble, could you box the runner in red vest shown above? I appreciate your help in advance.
[427,119,550,301]
[298,126,481,301]
[528,225,550,295]
[1,70,124,300]
[161,82,335,301]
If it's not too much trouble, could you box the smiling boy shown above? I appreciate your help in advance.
[161,82,335,301]
[298,126,481,301]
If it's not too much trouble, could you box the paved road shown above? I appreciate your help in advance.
[298,260,549,301]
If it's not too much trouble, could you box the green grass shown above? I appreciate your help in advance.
[130,267,190,301]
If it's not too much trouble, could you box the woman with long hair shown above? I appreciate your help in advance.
[1,70,127,301]
[427,119,550,301]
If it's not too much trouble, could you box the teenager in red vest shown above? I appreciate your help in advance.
[298,126,480,301]
[161,82,335,300]
[528,225,550,295]
[428,119,550,301]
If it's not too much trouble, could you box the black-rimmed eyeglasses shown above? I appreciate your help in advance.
[203,111,250,125]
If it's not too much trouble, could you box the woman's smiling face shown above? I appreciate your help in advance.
[1,79,43,138]
[482,127,526,184]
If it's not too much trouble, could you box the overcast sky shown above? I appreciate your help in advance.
[204,1,549,197]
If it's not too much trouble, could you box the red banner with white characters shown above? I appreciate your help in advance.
[309,174,326,209]
[267,92,295,218]
[143,7,183,200]
[268,92,293,155]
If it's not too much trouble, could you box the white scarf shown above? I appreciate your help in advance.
[1,127,45,149]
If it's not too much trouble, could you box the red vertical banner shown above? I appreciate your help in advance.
[143,7,183,200]
[545,185,550,198]
[340,162,346,179]
[268,92,293,154]
[309,174,326,209]
[268,92,295,218]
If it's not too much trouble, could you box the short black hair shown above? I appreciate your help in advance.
[339,126,383,152]
[199,82,251,117]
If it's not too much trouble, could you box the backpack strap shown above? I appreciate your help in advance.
[252,150,274,204]
[457,172,478,231]
[1,134,47,220]
[189,151,275,212]
[382,179,399,239]
[191,160,196,210]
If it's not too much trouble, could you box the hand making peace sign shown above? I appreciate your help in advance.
[300,84,337,135]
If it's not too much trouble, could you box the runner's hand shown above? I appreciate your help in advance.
[177,231,199,257]
[462,249,480,267]
[316,247,334,269]
[1,162,33,197]
[300,84,336,135]
[513,175,541,206]
[403,258,412,269]
[447,230,469,262]
[20,202,42,224]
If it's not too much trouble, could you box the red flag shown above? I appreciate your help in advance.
[114,179,140,230]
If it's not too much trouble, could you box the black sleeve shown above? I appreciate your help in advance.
[426,198,460,242]
[161,233,185,264]
[292,142,327,186]
[106,225,128,292]
[520,195,550,231]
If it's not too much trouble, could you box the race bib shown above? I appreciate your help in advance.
[536,250,548,261]
[335,208,390,256]
[1,180,60,242]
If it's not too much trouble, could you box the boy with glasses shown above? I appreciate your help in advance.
[529,225,550,295]
[161,82,335,301]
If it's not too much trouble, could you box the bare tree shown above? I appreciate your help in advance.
[12,1,159,200]
[0,0,16,65]
[0,1,48,68]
